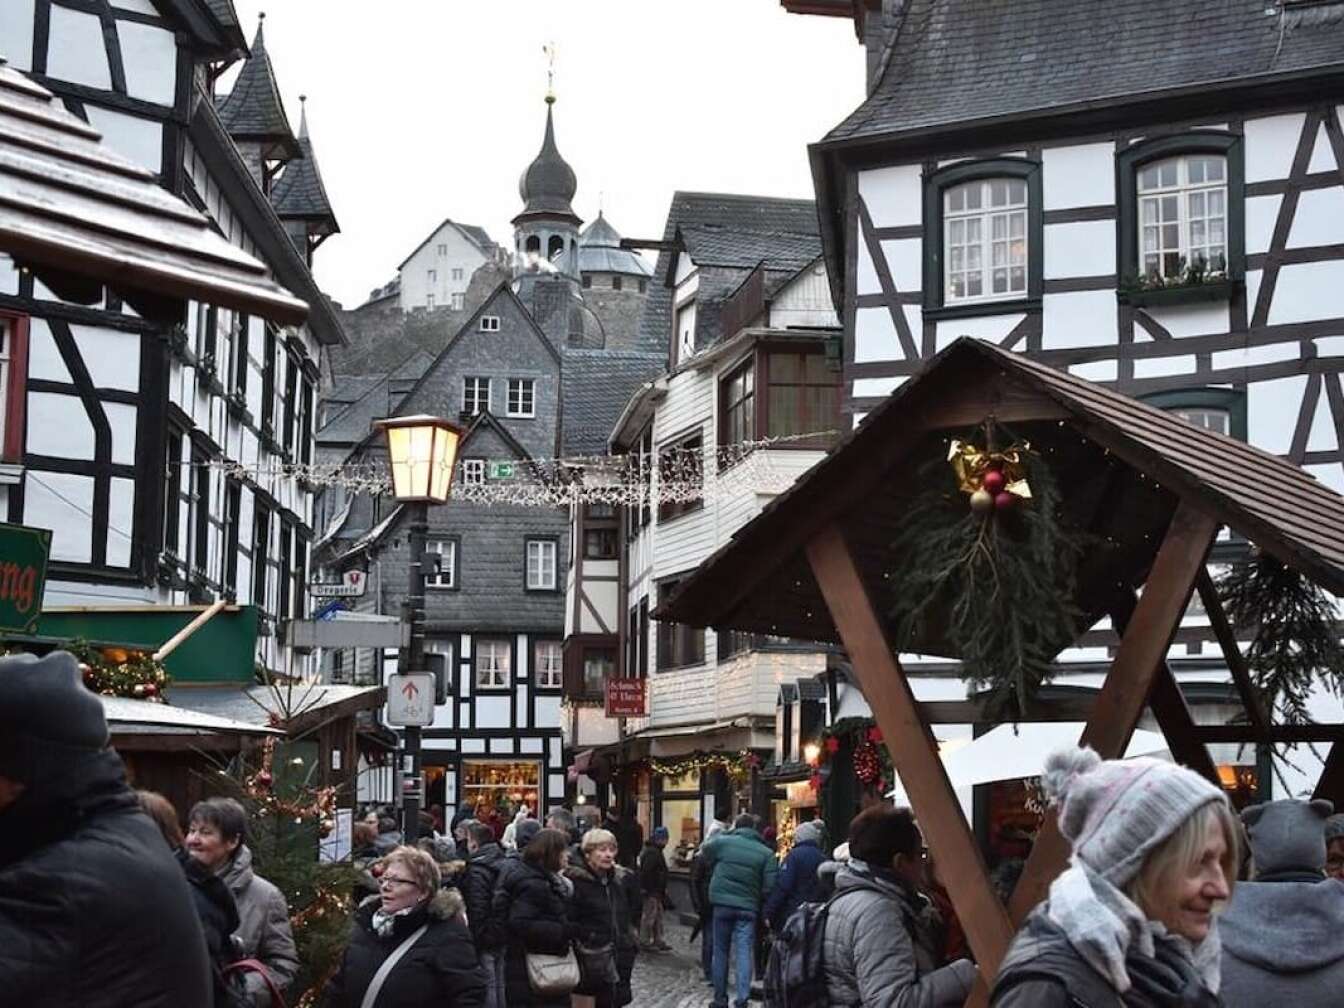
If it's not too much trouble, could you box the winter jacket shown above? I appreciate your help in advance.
[700,826,778,913]
[822,860,975,1008]
[992,906,1219,1008]
[0,747,212,1006]
[322,889,486,1008]
[762,838,826,930]
[460,841,506,951]
[221,845,300,1008]
[563,860,642,1007]
[178,847,243,1007]
[1219,798,1344,1008]
[638,842,669,896]
[497,860,576,1007]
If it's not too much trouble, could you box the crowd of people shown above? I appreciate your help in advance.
[5,651,1344,1007]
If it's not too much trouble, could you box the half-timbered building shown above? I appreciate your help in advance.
[787,0,1344,806]
[1,3,343,681]
[563,191,845,864]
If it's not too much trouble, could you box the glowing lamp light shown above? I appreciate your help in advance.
[375,414,464,503]
[803,742,821,767]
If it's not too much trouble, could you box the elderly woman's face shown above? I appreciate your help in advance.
[185,819,240,872]
[586,841,617,872]
[378,858,427,914]
[1146,817,1230,942]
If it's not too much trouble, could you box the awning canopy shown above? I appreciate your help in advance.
[35,605,258,685]
[886,723,1168,801]
[0,62,308,326]
[102,694,282,737]
[170,683,386,738]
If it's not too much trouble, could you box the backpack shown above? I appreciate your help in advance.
[763,885,875,1008]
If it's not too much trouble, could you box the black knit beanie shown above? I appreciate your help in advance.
[0,650,109,784]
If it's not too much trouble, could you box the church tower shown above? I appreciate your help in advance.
[513,90,582,283]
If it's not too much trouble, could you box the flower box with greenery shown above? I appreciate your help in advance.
[1119,255,1235,307]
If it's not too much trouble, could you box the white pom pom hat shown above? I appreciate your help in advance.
[1042,746,1228,886]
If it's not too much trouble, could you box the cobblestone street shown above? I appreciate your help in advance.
[630,913,760,1008]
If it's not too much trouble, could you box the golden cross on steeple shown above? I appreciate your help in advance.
[543,41,557,105]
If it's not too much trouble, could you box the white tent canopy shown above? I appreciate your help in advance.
[887,722,1169,802]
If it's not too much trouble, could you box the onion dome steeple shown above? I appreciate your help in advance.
[513,95,580,227]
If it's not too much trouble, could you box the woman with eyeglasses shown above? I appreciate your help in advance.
[324,845,487,1007]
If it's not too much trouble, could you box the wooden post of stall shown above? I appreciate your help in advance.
[1006,500,1218,927]
[807,524,1013,1001]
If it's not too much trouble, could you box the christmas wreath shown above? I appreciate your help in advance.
[885,425,1087,718]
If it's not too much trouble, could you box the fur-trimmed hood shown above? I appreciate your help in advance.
[562,859,631,886]
[358,886,466,923]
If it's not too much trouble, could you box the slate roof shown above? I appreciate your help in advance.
[578,212,654,277]
[561,348,664,456]
[515,99,580,224]
[215,17,301,160]
[634,192,820,357]
[320,350,434,445]
[271,100,337,233]
[825,0,1344,145]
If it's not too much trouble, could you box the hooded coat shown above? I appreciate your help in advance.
[822,860,976,1008]
[220,845,300,1007]
[0,747,213,1006]
[762,821,827,930]
[1220,799,1344,1008]
[460,841,506,951]
[323,889,486,1008]
[563,859,642,1007]
[498,860,576,1007]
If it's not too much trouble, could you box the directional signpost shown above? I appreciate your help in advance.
[386,672,435,727]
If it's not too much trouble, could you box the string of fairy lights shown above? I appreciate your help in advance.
[200,430,837,508]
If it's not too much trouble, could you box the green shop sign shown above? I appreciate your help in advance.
[0,522,51,633]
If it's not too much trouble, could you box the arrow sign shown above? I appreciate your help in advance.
[386,672,435,726]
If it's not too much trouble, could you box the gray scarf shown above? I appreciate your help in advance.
[371,900,422,937]
[1046,859,1222,994]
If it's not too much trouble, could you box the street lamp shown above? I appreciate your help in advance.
[375,415,464,840]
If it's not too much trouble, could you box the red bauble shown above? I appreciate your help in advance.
[994,491,1016,510]
[824,736,841,754]
[808,772,822,792]
[981,469,1006,494]
[867,726,883,744]
[142,683,158,697]
[255,770,273,789]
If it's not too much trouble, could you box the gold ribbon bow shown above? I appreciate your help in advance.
[947,439,1033,500]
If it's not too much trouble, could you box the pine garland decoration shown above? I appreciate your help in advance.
[886,432,1086,719]
[1216,549,1344,723]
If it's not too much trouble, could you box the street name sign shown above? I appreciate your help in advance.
[0,522,50,633]
[310,569,367,598]
[386,672,435,726]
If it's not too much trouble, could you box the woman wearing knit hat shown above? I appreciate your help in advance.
[991,746,1239,1007]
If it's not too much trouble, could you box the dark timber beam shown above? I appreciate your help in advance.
[1007,501,1218,926]
[806,524,1012,1002]
[1194,570,1274,739]
[1111,591,1221,786]
[1313,740,1344,808]
[1192,724,1344,744]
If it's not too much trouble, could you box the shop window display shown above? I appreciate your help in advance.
[460,759,541,818]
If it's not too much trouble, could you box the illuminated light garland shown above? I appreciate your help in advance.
[202,430,836,508]
[638,748,764,781]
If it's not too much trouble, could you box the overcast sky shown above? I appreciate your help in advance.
[223,1,864,308]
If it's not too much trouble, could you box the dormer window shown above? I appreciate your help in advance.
[674,300,696,365]
[479,315,501,332]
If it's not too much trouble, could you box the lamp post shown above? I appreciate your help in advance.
[375,414,464,842]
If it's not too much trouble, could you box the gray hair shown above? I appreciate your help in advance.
[547,807,576,832]
[188,796,248,847]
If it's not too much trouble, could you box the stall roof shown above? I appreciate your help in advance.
[657,338,1344,648]
[0,62,308,325]
[102,694,282,736]
[171,683,385,737]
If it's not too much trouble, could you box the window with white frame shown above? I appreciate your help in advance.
[506,378,536,418]
[463,376,490,415]
[1137,155,1227,281]
[475,637,511,689]
[526,539,557,590]
[534,639,562,688]
[480,315,501,332]
[428,269,437,284]
[944,178,1028,302]
[426,294,435,309]
[461,458,486,486]
[451,292,465,310]
[452,267,464,281]
[427,538,456,588]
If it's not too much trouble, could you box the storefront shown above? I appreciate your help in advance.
[423,757,545,819]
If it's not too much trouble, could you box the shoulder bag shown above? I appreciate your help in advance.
[526,945,581,996]
[358,923,430,1008]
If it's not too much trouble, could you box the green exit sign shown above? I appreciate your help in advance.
[0,523,51,633]
[488,462,515,480]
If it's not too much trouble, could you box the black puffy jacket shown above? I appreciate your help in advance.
[177,847,243,1006]
[496,861,575,1008]
[460,841,505,951]
[0,748,212,1006]
[564,860,642,1007]
[323,889,486,1008]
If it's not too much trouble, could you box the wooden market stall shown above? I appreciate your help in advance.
[656,337,1344,1002]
